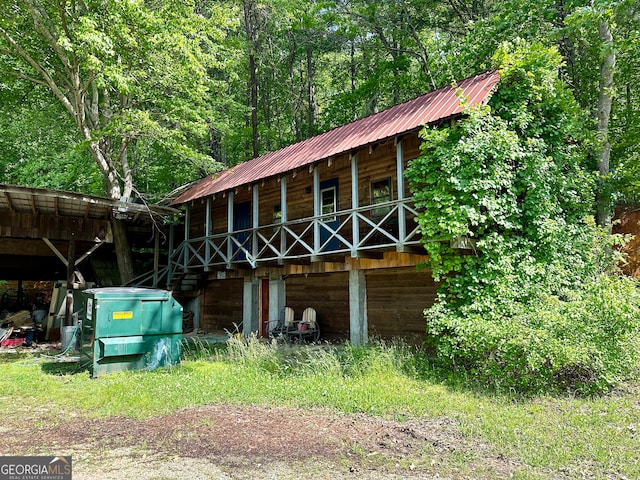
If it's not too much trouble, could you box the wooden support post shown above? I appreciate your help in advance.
[65,239,76,327]
[351,153,359,257]
[153,229,160,287]
[205,197,212,270]
[252,185,259,260]
[349,269,368,345]
[227,191,234,267]
[167,223,175,289]
[313,166,320,259]
[183,204,190,270]
[396,139,407,249]
[279,177,287,263]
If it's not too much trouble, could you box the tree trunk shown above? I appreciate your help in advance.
[248,51,259,158]
[88,140,136,285]
[306,45,316,138]
[595,18,615,229]
[111,218,135,284]
[243,0,260,159]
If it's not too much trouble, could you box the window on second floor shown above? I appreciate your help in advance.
[371,178,392,219]
[320,186,337,222]
[273,203,282,224]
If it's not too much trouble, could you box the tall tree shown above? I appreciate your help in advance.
[242,0,264,159]
[595,15,615,227]
[0,0,231,282]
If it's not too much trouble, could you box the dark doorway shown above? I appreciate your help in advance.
[319,178,340,251]
[260,278,269,337]
[233,201,251,261]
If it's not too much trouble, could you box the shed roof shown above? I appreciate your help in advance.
[173,70,500,205]
[0,183,178,220]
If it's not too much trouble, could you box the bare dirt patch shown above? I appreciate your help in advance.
[0,404,522,479]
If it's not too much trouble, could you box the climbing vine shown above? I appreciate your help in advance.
[406,42,640,394]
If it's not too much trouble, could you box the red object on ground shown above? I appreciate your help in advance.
[1,338,25,347]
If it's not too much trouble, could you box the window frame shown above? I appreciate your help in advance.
[320,185,337,222]
[370,177,393,219]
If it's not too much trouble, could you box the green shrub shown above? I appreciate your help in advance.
[408,42,640,394]
[427,273,640,394]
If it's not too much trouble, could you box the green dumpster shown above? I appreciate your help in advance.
[80,287,183,377]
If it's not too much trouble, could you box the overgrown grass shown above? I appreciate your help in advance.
[1,336,638,479]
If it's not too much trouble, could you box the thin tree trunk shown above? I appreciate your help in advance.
[595,18,615,229]
[243,0,260,159]
[248,51,259,158]
[306,45,316,138]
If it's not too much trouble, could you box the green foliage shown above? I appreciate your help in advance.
[408,42,593,307]
[0,0,236,197]
[407,42,640,394]
[0,85,102,193]
[427,267,640,395]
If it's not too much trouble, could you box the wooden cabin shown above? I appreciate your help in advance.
[164,71,500,343]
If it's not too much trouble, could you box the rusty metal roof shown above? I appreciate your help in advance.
[173,70,500,205]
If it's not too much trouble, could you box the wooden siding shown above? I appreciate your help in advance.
[184,132,421,242]
[285,272,350,339]
[366,267,437,339]
[0,212,109,243]
[201,278,244,332]
[258,177,283,226]
[284,265,436,341]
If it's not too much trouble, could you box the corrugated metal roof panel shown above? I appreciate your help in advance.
[0,184,179,220]
[173,70,500,205]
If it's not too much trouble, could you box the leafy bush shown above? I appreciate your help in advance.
[407,41,640,394]
[427,272,640,394]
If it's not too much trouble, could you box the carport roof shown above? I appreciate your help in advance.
[0,184,179,220]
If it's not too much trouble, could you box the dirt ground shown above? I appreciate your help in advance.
[0,403,524,480]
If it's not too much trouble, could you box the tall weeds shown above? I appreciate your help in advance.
[194,334,430,383]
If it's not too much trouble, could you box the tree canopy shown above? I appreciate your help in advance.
[1,0,639,289]
[1,0,638,209]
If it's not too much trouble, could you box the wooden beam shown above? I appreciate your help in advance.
[29,195,37,214]
[153,229,160,287]
[252,184,259,260]
[74,241,105,266]
[313,166,320,257]
[184,204,191,270]
[3,192,15,212]
[351,153,359,257]
[396,139,407,243]
[65,239,76,326]
[42,237,69,267]
[205,197,212,269]
[280,176,287,264]
[0,212,110,242]
[227,190,234,268]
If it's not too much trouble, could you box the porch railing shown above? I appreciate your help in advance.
[169,198,422,277]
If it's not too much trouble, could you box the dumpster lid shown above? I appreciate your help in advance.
[83,287,174,299]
